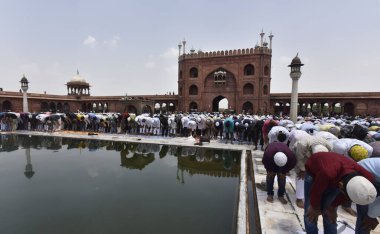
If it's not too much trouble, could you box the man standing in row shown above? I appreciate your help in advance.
[263,142,296,204]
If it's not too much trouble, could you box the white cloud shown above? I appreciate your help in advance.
[104,35,121,48]
[145,61,156,69]
[83,35,97,48]
[160,47,178,59]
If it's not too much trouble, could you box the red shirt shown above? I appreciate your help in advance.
[262,119,278,135]
[305,152,375,209]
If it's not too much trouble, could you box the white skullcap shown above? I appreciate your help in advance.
[245,123,249,127]
[274,152,287,167]
[311,145,329,154]
[346,176,377,205]
[215,122,220,127]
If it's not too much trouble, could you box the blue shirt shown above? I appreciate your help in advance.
[358,158,380,218]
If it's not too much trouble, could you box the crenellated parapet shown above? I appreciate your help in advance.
[179,46,271,60]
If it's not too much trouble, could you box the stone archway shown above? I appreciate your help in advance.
[242,101,253,114]
[41,102,49,112]
[344,102,355,116]
[49,102,56,112]
[2,100,12,111]
[212,95,228,112]
[189,102,198,112]
[203,68,236,112]
[127,105,137,114]
[142,105,153,114]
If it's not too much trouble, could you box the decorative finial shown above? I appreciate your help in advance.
[268,32,274,50]
[260,29,265,47]
[182,38,186,55]
[178,42,182,56]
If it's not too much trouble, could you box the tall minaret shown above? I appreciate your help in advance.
[178,42,182,57]
[260,29,265,47]
[269,32,274,50]
[289,53,304,123]
[182,38,186,55]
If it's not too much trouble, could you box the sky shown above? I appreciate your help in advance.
[0,0,379,96]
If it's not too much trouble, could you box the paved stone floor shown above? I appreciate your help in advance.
[6,131,380,233]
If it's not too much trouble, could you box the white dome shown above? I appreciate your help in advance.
[70,70,87,83]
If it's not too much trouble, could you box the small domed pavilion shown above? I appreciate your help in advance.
[66,70,90,96]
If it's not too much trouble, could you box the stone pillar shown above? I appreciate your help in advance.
[22,91,28,112]
[288,54,304,123]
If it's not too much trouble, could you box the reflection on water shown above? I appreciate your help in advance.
[1,134,240,179]
[0,134,240,234]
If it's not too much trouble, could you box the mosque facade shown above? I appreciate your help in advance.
[1,32,380,116]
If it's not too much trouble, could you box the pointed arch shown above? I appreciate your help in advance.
[189,85,198,95]
[243,83,254,95]
[263,85,269,95]
[264,65,269,76]
[242,101,253,114]
[244,64,255,76]
[2,100,12,111]
[189,102,198,112]
[189,67,198,78]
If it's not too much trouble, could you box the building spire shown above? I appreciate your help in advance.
[260,29,265,47]
[77,69,79,75]
[178,42,182,57]
[182,38,186,55]
[269,31,274,50]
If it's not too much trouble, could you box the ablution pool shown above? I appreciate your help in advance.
[0,134,244,234]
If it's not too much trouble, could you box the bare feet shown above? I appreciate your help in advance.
[267,195,274,203]
[278,196,288,205]
[296,199,304,209]
[342,206,357,217]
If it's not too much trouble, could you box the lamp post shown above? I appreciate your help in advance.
[289,54,304,123]
[20,75,29,113]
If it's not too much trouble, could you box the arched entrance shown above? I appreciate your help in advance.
[212,96,228,112]
[41,102,49,112]
[49,102,57,113]
[344,102,355,116]
[203,68,236,113]
[127,105,137,114]
[142,105,153,114]
[2,100,12,111]
[242,101,253,114]
[189,102,198,112]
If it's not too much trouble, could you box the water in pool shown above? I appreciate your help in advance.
[0,134,241,234]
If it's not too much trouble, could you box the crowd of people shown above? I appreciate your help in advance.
[1,110,380,233]
[261,116,380,233]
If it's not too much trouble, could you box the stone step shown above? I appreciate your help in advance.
[251,150,263,158]
[257,165,267,174]
[254,158,263,165]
